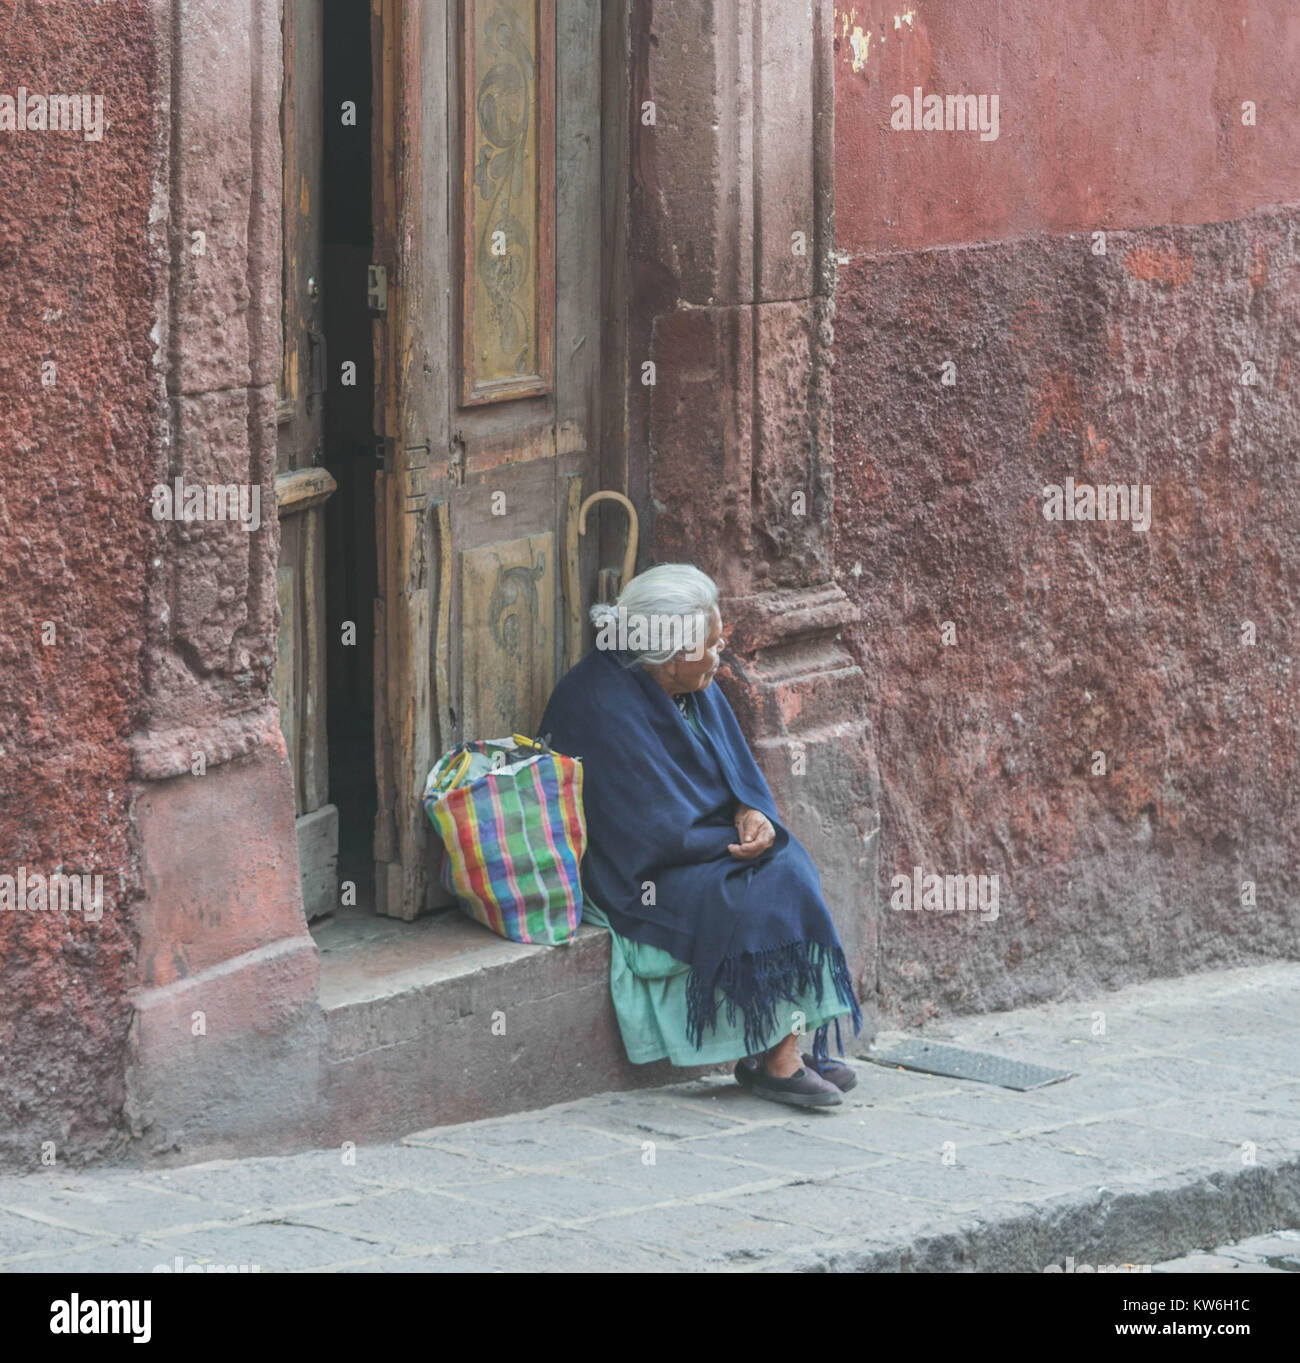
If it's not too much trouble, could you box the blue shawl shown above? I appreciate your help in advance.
[539,647,862,1062]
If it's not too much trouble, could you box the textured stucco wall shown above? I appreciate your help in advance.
[0,0,306,1171]
[0,0,161,1165]
[832,1,1300,1024]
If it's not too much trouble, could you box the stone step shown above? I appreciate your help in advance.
[314,910,690,1145]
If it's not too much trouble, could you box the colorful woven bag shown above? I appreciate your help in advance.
[421,733,586,946]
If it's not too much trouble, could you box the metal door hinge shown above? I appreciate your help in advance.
[367,264,388,312]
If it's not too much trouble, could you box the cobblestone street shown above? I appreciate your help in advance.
[2,963,1297,1272]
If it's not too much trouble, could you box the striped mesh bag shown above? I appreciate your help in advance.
[421,734,586,946]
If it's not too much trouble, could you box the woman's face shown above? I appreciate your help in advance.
[657,607,725,693]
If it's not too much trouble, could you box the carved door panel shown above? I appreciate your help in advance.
[372,0,603,919]
[276,0,338,920]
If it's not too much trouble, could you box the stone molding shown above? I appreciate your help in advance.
[128,704,285,781]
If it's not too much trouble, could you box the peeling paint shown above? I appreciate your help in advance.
[894,9,916,32]
[849,27,871,72]
[834,6,872,74]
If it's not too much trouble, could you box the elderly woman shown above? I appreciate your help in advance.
[540,564,862,1108]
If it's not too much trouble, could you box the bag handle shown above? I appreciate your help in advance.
[434,734,551,794]
[432,749,472,793]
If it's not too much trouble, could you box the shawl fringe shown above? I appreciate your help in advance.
[685,937,863,1059]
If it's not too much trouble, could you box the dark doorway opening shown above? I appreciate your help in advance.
[321,3,376,917]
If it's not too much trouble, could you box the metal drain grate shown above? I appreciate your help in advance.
[866,1040,1074,1091]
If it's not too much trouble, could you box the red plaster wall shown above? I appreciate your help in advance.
[0,0,160,1164]
[832,1,1300,1022]
[834,0,1300,254]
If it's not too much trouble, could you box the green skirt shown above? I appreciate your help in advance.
[583,900,852,1067]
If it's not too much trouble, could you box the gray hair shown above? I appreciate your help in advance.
[589,563,720,667]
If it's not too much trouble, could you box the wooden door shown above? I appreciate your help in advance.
[371,0,605,920]
[276,0,338,920]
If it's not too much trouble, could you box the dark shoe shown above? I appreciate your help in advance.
[803,1053,858,1092]
[750,1063,842,1109]
[734,1057,760,1089]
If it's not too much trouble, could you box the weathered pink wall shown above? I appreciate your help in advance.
[0,0,159,1163]
[835,0,1300,252]
[0,0,310,1171]
[832,1,1300,1022]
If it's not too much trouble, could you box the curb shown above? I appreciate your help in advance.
[758,1157,1300,1272]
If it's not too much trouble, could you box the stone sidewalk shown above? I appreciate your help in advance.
[1153,1230,1300,1273]
[2,962,1298,1272]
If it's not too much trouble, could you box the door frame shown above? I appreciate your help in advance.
[276,0,339,921]
[368,0,445,920]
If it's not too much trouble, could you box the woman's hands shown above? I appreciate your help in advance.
[728,803,775,860]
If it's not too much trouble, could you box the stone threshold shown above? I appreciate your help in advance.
[314,906,583,1009]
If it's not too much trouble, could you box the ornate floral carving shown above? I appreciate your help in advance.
[473,4,535,375]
